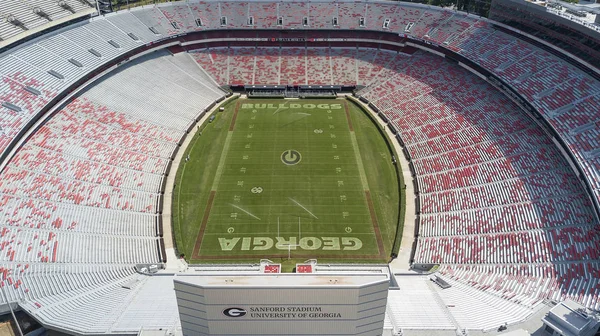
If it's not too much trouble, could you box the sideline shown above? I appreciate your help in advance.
[161,94,240,271]
[344,95,416,272]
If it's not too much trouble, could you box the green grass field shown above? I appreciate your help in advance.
[173,98,402,265]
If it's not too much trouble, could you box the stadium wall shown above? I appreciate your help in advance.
[173,274,390,335]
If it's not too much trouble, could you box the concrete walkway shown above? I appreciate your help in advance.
[344,95,417,272]
[161,94,238,271]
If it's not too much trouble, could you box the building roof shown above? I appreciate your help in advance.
[542,299,599,336]
[173,273,390,288]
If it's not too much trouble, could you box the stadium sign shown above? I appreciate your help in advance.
[218,236,363,251]
[221,306,343,319]
[241,103,342,110]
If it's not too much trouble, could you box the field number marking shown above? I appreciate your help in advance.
[251,187,263,194]
[345,227,352,233]
[314,129,323,134]
[227,227,235,233]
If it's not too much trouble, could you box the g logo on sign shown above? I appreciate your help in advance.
[223,307,247,317]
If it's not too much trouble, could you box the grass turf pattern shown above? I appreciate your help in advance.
[173,98,401,264]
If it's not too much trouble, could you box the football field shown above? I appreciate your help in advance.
[173,98,402,264]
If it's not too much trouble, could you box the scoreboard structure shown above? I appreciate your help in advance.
[173,273,390,335]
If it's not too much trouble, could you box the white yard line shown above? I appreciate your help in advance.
[349,132,370,191]
[210,131,234,191]
[288,197,319,220]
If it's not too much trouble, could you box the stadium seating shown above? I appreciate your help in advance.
[254,48,280,85]
[191,46,401,86]
[0,1,599,331]
[280,47,307,86]
[0,49,224,328]
[306,48,331,85]
[0,0,96,42]
[331,48,357,85]
[359,51,600,309]
[229,47,255,85]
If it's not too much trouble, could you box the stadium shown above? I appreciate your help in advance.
[0,0,599,335]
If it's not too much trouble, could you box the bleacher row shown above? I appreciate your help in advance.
[438,262,600,309]
[191,46,363,86]
[0,1,598,205]
[0,0,96,43]
[0,49,224,326]
[352,51,600,310]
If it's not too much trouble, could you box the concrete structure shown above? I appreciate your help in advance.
[173,273,390,335]
[542,300,600,336]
